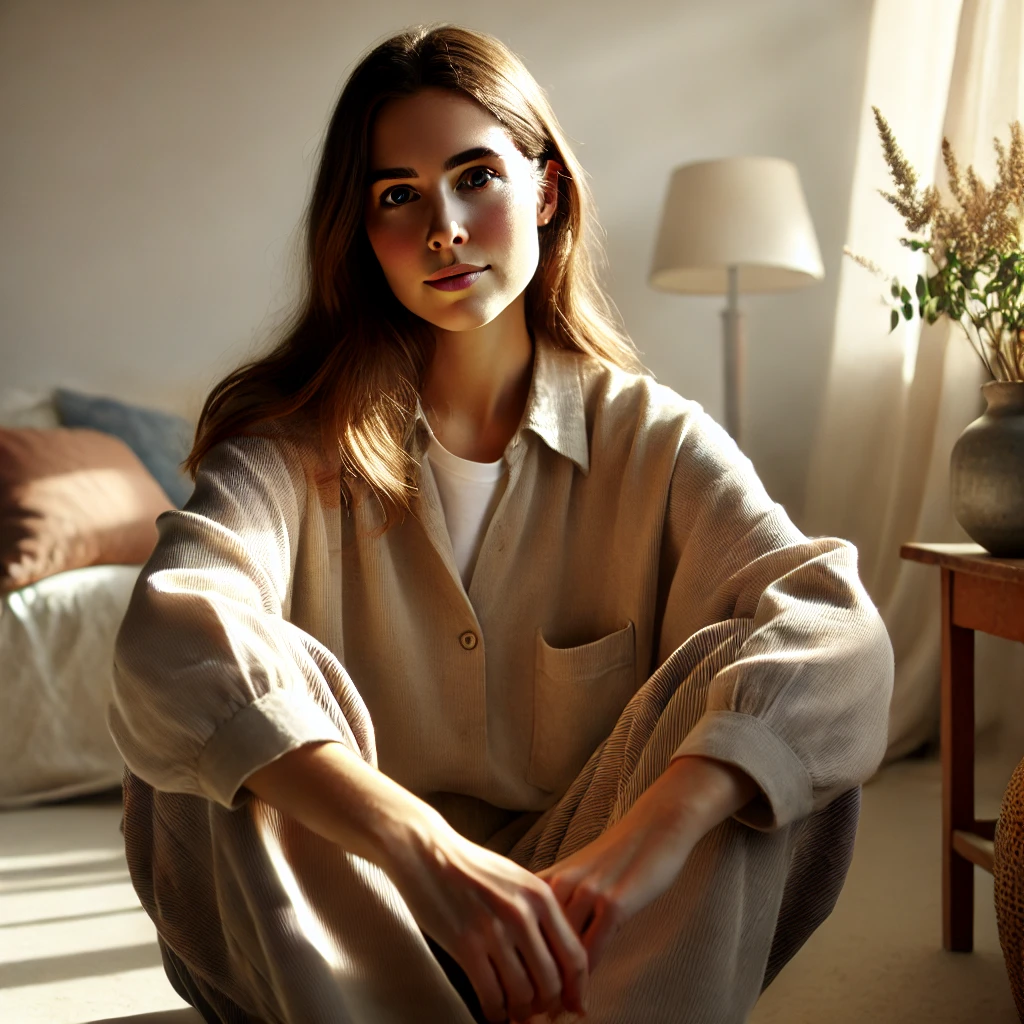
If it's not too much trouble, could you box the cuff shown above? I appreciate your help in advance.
[197,690,346,809]
[671,710,813,831]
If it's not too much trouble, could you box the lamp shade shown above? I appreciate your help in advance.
[649,157,825,295]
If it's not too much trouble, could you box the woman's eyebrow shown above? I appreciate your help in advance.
[367,146,502,185]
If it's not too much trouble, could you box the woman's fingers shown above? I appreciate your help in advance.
[485,918,537,1022]
[507,906,569,1017]
[561,880,599,938]
[485,888,589,1021]
[387,823,594,1019]
[459,937,510,1024]
[552,876,622,970]
[540,868,576,907]
[580,896,623,969]
[536,896,590,1015]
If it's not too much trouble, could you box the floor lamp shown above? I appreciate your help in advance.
[648,157,825,449]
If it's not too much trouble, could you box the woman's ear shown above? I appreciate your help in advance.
[537,159,563,226]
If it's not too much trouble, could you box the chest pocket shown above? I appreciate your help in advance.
[527,621,636,796]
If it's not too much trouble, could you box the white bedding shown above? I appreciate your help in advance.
[0,564,141,807]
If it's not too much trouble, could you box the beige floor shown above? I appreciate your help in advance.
[750,734,1020,1024]
[1,736,1020,1024]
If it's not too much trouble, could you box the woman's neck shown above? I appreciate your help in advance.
[420,300,534,463]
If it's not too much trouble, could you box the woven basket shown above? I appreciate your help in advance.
[995,753,1024,1020]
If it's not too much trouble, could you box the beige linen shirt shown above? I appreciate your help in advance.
[110,342,893,844]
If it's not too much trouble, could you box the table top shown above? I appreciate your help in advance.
[900,542,1024,583]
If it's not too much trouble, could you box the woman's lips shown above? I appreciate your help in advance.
[425,268,489,292]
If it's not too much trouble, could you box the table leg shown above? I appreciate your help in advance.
[941,567,975,952]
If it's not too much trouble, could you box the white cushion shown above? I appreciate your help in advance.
[0,388,60,428]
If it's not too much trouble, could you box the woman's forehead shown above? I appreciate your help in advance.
[369,88,521,172]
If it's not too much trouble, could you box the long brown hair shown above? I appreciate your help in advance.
[185,24,643,527]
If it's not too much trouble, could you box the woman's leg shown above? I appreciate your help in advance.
[158,936,250,1023]
[497,618,822,1024]
[127,616,856,1024]
[122,770,477,1024]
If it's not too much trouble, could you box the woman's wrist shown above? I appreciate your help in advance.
[653,754,760,841]
[368,789,453,880]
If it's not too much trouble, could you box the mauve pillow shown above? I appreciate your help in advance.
[0,428,175,593]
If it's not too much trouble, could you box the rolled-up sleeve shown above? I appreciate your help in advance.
[109,433,365,809]
[658,408,894,831]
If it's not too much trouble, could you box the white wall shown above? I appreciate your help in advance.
[0,0,873,521]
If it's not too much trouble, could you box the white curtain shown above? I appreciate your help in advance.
[803,0,1024,761]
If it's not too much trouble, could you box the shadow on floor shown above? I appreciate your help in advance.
[0,942,164,988]
[0,851,127,883]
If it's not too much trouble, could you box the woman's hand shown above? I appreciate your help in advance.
[245,742,588,1022]
[381,811,590,1023]
[537,755,758,969]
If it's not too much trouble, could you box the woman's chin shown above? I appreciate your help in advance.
[416,300,508,334]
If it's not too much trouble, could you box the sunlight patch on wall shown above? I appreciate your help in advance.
[901,317,924,386]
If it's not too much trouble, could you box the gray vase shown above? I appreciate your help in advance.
[950,380,1024,557]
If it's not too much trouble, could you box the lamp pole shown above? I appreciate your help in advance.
[721,264,745,447]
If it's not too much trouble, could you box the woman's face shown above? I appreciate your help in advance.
[364,87,559,333]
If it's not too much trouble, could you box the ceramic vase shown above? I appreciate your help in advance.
[950,381,1024,558]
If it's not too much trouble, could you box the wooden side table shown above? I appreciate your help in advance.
[900,542,1024,952]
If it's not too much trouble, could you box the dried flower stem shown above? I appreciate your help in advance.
[847,108,1024,381]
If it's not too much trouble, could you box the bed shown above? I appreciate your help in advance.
[0,388,191,807]
[0,563,141,807]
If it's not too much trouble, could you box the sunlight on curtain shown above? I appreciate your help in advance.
[804,0,1024,761]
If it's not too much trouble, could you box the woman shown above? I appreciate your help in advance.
[110,23,894,1024]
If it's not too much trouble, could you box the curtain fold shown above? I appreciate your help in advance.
[803,0,1024,761]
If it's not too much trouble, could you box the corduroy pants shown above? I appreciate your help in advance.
[126,618,860,1024]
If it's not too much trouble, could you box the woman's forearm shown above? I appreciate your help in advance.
[657,754,760,841]
[243,741,445,870]
[244,746,756,875]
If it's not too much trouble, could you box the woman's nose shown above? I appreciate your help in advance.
[427,214,468,251]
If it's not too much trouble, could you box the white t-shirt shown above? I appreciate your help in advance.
[423,422,508,589]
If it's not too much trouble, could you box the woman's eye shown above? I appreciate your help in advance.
[381,185,418,207]
[459,167,498,191]
[378,169,496,206]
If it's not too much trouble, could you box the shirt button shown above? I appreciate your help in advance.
[459,630,478,651]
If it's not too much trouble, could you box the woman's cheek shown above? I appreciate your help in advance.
[504,211,542,287]
[368,225,419,295]
[479,198,531,277]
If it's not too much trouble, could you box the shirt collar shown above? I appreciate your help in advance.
[520,340,589,474]
[406,338,590,475]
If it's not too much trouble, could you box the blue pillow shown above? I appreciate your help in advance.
[54,388,194,508]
